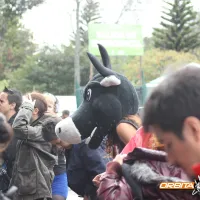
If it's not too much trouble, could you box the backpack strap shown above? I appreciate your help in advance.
[122,163,143,200]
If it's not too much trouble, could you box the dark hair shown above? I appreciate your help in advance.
[0,113,13,151]
[3,87,22,112]
[42,117,60,142]
[31,92,47,117]
[62,110,70,116]
[143,66,200,139]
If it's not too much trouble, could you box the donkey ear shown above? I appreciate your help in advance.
[98,44,111,69]
[100,75,121,87]
[87,52,115,77]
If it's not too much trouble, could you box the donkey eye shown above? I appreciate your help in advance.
[86,89,92,101]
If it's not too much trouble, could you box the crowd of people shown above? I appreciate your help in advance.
[0,89,72,200]
[1,64,200,200]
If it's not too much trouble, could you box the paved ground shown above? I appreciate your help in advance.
[67,188,82,200]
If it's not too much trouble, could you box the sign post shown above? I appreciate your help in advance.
[88,24,144,56]
[88,23,145,106]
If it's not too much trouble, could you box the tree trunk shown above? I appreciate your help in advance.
[74,0,81,93]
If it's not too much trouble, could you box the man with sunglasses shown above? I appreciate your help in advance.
[0,87,22,190]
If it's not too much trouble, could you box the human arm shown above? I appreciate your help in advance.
[12,101,44,142]
[116,122,137,145]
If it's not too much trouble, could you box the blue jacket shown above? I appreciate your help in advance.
[66,139,111,197]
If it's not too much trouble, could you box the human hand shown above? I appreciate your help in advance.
[93,172,105,188]
[23,93,36,107]
[113,154,127,165]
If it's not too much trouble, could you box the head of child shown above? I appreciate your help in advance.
[41,114,72,149]
[50,138,72,149]
[43,93,58,116]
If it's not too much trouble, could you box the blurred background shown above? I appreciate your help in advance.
[0,0,200,111]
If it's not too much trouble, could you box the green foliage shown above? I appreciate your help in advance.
[122,48,200,85]
[143,37,154,51]
[9,46,73,94]
[153,0,200,52]
[71,0,101,47]
[192,48,200,60]
[9,45,90,95]
[0,0,44,90]
[0,79,9,91]
[3,0,45,19]
[0,22,36,79]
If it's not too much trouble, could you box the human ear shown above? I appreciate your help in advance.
[10,102,16,111]
[183,117,200,143]
[33,107,39,115]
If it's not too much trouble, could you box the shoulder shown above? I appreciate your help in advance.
[116,121,137,133]
[118,115,141,130]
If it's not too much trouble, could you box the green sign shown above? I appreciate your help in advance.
[88,24,144,56]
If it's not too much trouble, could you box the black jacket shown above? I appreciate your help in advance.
[66,140,111,197]
[3,113,17,178]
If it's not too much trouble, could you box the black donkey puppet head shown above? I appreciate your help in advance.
[55,44,139,149]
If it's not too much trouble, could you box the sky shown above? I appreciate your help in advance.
[22,0,200,47]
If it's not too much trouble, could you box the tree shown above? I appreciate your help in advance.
[115,0,137,24]
[0,23,36,79]
[0,0,44,82]
[2,0,45,19]
[71,0,101,47]
[71,0,101,87]
[153,0,200,52]
[0,0,45,41]
[8,46,74,94]
[122,48,200,85]
[8,45,90,95]
[143,37,154,51]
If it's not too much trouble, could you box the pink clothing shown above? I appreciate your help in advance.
[121,127,152,154]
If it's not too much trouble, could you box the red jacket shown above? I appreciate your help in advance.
[98,162,133,200]
[97,148,199,200]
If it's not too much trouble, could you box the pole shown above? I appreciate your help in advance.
[139,56,143,86]
[74,0,81,94]
[89,62,93,80]
[139,56,145,105]
[139,56,146,105]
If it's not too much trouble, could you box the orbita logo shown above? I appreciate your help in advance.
[192,175,200,195]
[159,182,194,190]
